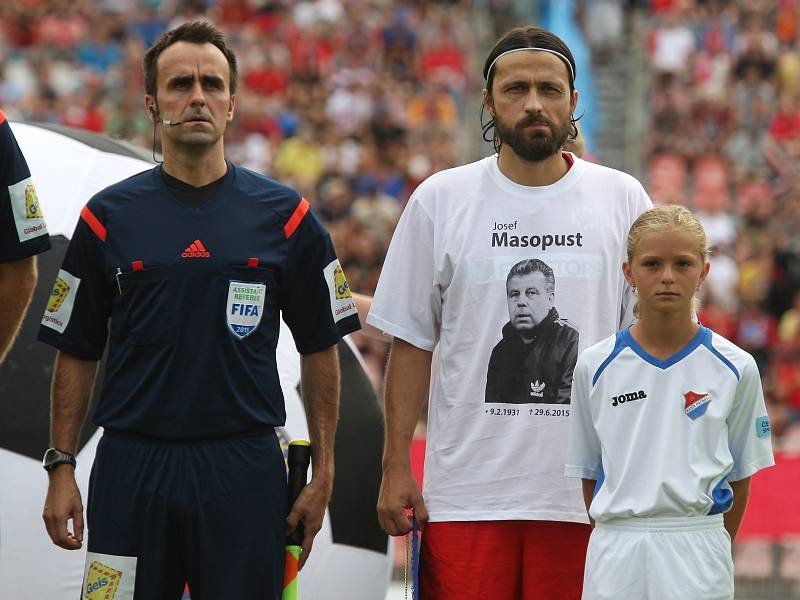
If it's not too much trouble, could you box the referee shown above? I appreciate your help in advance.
[39,21,359,599]
[0,109,50,364]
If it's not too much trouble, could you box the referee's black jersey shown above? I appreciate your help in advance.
[0,111,50,262]
[38,162,360,439]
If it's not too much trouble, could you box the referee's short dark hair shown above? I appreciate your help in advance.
[507,258,556,296]
[143,21,238,96]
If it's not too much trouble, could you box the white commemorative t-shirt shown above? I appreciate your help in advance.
[367,154,652,523]
[565,326,775,522]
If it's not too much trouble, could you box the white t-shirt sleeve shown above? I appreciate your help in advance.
[565,353,602,480]
[367,194,441,350]
[726,357,775,481]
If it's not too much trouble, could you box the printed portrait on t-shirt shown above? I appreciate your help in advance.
[485,258,580,404]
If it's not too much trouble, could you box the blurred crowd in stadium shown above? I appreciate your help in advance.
[3,0,800,447]
[647,0,800,447]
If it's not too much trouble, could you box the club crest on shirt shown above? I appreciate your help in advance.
[684,391,712,420]
[84,561,122,600]
[226,280,266,339]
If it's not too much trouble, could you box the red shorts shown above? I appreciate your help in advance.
[420,520,591,600]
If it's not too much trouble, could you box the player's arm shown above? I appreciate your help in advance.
[724,357,774,542]
[287,343,340,570]
[581,479,596,528]
[377,337,431,536]
[724,476,752,541]
[352,292,387,341]
[0,255,37,364]
[42,351,99,550]
[565,355,600,528]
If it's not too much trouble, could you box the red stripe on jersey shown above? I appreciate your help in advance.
[195,240,206,251]
[562,151,574,168]
[284,198,310,239]
[80,206,107,242]
[247,257,259,267]
[0,111,6,125]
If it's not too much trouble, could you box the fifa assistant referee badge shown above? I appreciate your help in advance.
[42,448,76,472]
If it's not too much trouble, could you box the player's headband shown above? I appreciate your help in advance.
[485,47,575,84]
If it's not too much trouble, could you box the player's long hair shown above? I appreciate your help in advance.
[626,205,711,318]
[481,26,579,155]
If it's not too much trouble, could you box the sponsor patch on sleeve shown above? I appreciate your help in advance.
[323,259,357,323]
[82,552,136,600]
[755,415,771,438]
[8,176,48,242]
[41,269,80,334]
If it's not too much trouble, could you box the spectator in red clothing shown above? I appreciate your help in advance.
[771,351,800,419]
[768,93,800,141]
[698,291,738,341]
[60,88,105,133]
[36,1,89,51]
[419,25,467,96]
[244,53,290,98]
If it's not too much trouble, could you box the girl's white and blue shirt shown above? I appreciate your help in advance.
[565,325,775,522]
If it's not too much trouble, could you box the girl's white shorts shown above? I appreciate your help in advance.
[582,514,733,600]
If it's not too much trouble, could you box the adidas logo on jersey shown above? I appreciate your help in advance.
[611,390,647,406]
[181,239,210,258]
[530,380,546,398]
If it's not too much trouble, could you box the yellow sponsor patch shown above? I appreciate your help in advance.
[333,265,352,300]
[84,561,122,600]
[47,277,70,313]
[324,259,357,323]
[24,183,44,218]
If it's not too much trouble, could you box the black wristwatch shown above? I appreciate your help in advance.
[42,448,76,472]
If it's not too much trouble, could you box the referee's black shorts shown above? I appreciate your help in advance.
[84,429,287,600]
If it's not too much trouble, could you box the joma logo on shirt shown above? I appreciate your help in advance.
[611,390,647,406]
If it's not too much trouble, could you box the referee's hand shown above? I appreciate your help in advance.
[286,475,332,571]
[43,467,84,550]
[377,465,428,536]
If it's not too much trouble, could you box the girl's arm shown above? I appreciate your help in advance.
[724,477,752,541]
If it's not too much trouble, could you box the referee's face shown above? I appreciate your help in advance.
[507,271,553,335]
[151,41,236,149]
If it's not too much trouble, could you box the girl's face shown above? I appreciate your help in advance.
[623,228,710,317]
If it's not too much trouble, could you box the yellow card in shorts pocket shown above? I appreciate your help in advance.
[83,552,137,600]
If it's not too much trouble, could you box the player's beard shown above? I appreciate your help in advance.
[494,111,572,162]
